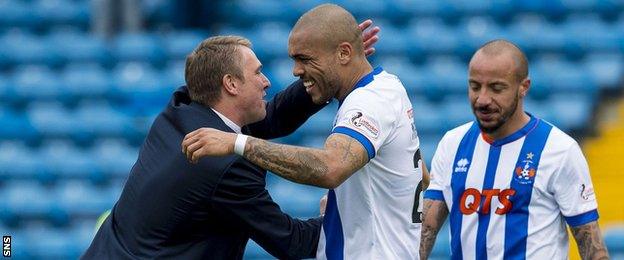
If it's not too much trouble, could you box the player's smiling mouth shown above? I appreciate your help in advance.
[303,80,315,92]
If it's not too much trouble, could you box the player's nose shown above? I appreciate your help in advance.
[292,62,304,78]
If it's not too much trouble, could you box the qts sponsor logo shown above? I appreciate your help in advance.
[459,188,516,215]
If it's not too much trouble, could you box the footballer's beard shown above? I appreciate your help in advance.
[473,95,519,134]
[305,75,339,105]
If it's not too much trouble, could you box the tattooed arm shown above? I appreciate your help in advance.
[420,199,448,260]
[182,128,368,189]
[570,221,609,260]
[242,133,368,188]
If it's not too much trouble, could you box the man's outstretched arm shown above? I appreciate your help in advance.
[570,221,609,260]
[420,199,448,260]
[182,128,368,189]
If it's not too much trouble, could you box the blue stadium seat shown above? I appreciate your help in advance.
[27,101,77,139]
[373,22,409,56]
[55,181,115,217]
[266,58,296,98]
[456,16,508,57]
[296,105,336,139]
[111,33,166,66]
[90,139,138,180]
[419,135,442,165]
[445,0,494,16]
[527,66,553,101]
[0,106,37,141]
[549,94,594,131]
[61,63,111,100]
[532,56,598,97]
[247,22,290,61]
[0,1,41,30]
[22,226,82,259]
[49,30,111,65]
[72,220,98,256]
[39,140,100,182]
[425,56,467,96]
[443,95,474,128]
[507,15,568,56]
[583,53,624,90]
[226,0,296,24]
[412,96,449,135]
[524,98,557,124]
[430,221,451,259]
[111,62,172,113]
[334,0,389,18]
[563,14,620,56]
[0,31,62,67]
[389,0,458,21]
[162,30,206,60]
[163,60,187,89]
[74,101,132,141]
[408,18,460,56]
[11,65,63,103]
[514,0,566,18]
[560,0,599,13]
[0,141,45,182]
[33,0,90,29]
[268,181,325,218]
[243,239,273,260]
[2,181,54,221]
[604,225,624,256]
[0,73,7,101]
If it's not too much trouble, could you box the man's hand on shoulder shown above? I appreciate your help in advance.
[182,128,237,163]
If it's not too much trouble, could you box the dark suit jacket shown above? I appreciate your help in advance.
[82,80,324,259]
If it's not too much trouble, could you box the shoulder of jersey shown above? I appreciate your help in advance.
[445,121,474,139]
[348,72,405,101]
[540,119,578,147]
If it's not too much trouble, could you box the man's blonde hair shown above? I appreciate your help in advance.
[185,36,252,106]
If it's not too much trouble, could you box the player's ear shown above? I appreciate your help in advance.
[222,74,240,95]
[337,42,353,65]
[519,78,530,98]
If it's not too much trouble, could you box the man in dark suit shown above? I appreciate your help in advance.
[82,36,322,259]
[82,21,379,259]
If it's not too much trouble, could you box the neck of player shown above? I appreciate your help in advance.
[490,106,531,140]
[337,61,374,102]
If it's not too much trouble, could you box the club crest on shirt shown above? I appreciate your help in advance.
[514,152,536,184]
[348,111,379,139]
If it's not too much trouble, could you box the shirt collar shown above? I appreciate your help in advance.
[338,66,383,107]
[211,108,242,134]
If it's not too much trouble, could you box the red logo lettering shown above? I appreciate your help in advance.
[459,188,515,215]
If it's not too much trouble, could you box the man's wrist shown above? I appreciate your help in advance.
[234,134,248,156]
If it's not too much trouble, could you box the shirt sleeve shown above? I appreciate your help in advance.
[550,142,599,227]
[424,132,451,201]
[211,158,322,259]
[331,90,396,161]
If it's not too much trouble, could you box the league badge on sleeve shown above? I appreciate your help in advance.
[348,111,380,139]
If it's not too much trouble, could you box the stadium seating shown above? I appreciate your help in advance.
[0,0,621,259]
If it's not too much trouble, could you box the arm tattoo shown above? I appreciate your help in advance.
[243,135,367,187]
[244,137,330,186]
[570,221,609,260]
[420,199,449,260]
